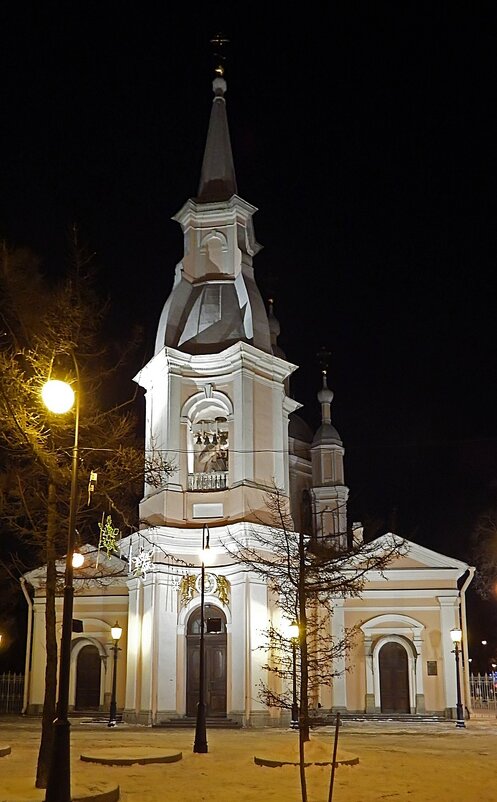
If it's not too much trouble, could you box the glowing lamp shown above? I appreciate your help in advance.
[72,550,84,568]
[41,379,75,414]
[111,622,123,642]
[450,628,462,644]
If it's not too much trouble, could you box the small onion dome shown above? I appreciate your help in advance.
[268,298,286,359]
[312,421,342,447]
[268,298,281,341]
[312,370,342,445]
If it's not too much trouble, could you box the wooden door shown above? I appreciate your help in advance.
[186,605,227,717]
[205,639,227,714]
[379,641,410,713]
[75,645,101,709]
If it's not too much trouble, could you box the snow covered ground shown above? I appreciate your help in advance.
[0,715,496,801]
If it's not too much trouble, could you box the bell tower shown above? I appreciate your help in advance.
[135,67,300,528]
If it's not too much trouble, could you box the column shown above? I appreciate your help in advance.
[330,600,347,711]
[438,596,459,716]
[155,572,179,719]
[124,578,142,722]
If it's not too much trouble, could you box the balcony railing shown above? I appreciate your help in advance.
[188,472,228,491]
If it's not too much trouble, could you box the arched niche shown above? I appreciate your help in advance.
[181,388,233,488]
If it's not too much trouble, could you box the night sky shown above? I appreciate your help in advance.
[1,4,497,663]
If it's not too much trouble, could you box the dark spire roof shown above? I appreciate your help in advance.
[196,75,238,203]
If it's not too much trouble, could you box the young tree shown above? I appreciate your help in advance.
[225,487,406,802]
[0,236,173,786]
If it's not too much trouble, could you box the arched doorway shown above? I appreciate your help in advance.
[379,641,410,713]
[75,644,101,710]
[186,604,227,717]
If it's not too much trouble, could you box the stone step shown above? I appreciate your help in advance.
[154,716,242,729]
[71,712,124,724]
[311,713,448,725]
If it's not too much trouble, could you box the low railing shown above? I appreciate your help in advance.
[0,672,24,713]
[187,472,228,491]
[470,672,497,710]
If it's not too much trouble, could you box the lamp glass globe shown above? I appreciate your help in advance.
[41,380,75,414]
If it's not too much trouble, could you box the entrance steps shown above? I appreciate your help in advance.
[310,713,449,725]
[154,716,242,729]
[70,711,124,725]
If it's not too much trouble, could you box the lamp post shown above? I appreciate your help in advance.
[193,524,210,753]
[108,622,122,727]
[287,620,299,729]
[450,627,466,729]
[42,367,80,802]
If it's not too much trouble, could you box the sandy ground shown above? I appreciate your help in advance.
[0,714,496,801]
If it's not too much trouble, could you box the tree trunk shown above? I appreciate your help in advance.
[298,528,310,743]
[35,482,58,788]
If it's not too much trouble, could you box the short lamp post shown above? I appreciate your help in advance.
[193,524,210,754]
[42,370,80,802]
[450,627,466,729]
[108,622,122,727]
[288,620,299,729]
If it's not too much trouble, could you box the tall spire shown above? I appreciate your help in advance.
[197,34,237,203]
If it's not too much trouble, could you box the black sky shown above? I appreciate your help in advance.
[1,4,497,658]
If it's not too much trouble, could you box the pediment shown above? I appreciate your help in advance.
[23,543,129,590]
[371,533,471,573]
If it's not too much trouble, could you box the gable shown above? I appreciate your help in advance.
[23,543,129,591]
[371,533,471,572]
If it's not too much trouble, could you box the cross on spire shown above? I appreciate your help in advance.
[210,32,230,76]
[316,346,331,377]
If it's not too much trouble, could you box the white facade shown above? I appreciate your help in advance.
[23,69,474,726]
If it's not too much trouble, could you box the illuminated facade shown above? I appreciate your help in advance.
[23,68,474,726]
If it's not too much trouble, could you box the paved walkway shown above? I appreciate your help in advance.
[0,715,496,801]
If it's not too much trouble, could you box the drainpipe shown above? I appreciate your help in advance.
[20,577,33,715]
[459,567,475,715]
[245,573,251,727]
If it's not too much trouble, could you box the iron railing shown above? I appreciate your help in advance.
[470,672,497,710]
[0,672,24,713]
[187,472,228,491]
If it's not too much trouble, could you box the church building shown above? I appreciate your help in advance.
[23,65,474,726]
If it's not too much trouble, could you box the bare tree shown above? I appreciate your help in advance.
[0,236,173,787]
[225,486,406,802]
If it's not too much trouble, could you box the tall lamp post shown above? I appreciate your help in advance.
[450,627,466,729]
[42,368,80,802]
[288,620,299,729]
[193,524,210,754]
[108,622,122,727]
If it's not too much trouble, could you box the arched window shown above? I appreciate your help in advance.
[182,389,233,492]
[193,417,229,475]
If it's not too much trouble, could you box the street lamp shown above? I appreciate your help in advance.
[450,627,466,729]
[42,365,80,802]
[193,524,210,754]
[108,622,122,727]
[287,620,299,729]
[481,639,488,672]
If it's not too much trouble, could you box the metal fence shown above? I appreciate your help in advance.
[0,672,24,713]
[470,672,497,711]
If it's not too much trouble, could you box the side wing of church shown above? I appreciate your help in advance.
[22,65,474,726]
